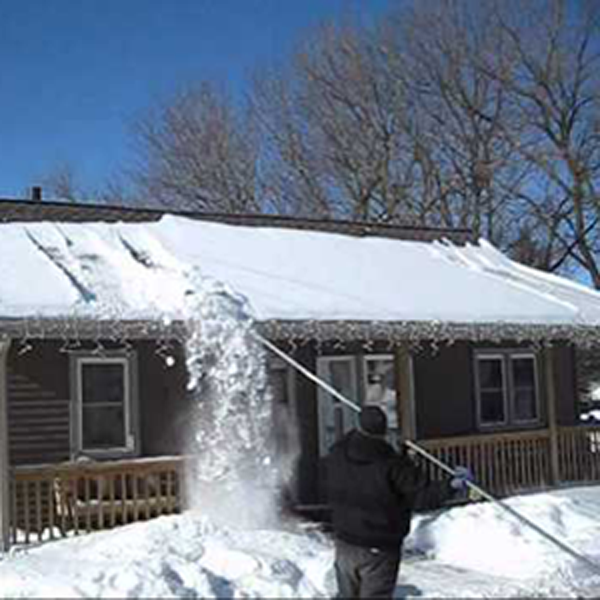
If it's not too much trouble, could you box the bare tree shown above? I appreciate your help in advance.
[131,83,263,213]
[385,2,524,242]
[253,21,419,222]
[124,0,600,286]
[478,0,600,285]
[40,163,83,202]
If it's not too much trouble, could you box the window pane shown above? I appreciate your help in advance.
[512,357,535,388]
[512,357,538,421]
[479,358,503,390]
[82,406,125,449]
[329,361,354,396]
[514,388,537,421]
[480,391,505,423]
[82,363,125,405]
[327,360,359,437]
[365,358,398,430]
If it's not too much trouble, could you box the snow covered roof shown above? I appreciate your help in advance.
[1,215,600,344]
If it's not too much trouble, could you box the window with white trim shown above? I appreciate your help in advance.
[75,356,134,454]
[475,351,539,428]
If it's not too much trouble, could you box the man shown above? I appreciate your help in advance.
[327,405,468,599]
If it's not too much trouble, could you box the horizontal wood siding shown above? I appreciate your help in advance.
[7,343,71,466]
[137,341,192,456]
[7,339,194,466]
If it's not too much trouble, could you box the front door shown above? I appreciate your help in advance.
[316,356,360,456]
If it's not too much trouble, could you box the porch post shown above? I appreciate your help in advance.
[544,347,561,485]
[0,337,11,552]
[396,345,416,440]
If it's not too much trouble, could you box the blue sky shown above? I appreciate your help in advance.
[0,0,392,199]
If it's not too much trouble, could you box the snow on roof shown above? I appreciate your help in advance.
[1,215,600,342]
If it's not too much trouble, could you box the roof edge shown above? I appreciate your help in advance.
[0,197,474,243]
[1,317,599,347]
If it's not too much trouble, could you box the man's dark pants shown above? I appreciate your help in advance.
[334,538,401,599]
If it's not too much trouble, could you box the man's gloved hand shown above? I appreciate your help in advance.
[450,466,474,491]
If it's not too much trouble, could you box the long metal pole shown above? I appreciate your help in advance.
[255,332,600,578]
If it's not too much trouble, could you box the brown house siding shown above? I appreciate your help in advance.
[6,339,192,466]
[413,343,474,439]
[5,335,580,509]
[7,342,71,466]
[553,345,579,426]
[413,341,579,439]
[137,341,192,456]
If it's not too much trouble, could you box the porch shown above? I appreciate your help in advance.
[419,425,600,495]
[10,456,188,545]
[9,424,600,546]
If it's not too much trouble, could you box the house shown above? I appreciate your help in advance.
[1,195,600,550]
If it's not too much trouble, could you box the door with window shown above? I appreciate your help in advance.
[317,357,359,456]
[316,354,400,455]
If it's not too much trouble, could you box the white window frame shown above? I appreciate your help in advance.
[317,356,359,456]
[475,350,540,430]
[74,356,135,456]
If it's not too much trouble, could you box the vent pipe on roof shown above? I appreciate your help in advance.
[31,186,42,202]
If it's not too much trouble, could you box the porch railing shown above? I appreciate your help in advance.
[10,456,188,545]
[10,426,600,546]
[419,425,600,497]
[557,426,600,484]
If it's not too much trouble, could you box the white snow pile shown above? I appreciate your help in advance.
[3,486,600,598]
[407,486,600,581]
[0,515,333,599]
[581,409,600,422]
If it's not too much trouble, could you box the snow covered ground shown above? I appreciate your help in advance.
[2,486,600,598]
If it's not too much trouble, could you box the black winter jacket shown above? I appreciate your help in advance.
[327,431,437,551]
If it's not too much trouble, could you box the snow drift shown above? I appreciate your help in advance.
[3,486,600,598]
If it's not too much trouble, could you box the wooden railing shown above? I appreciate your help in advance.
[557,426,600,484]
[418,429,552,496]
[419,426,600,498]
[10,456,188,545]
[10,426,600,546]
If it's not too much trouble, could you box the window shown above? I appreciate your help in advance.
[475,351,539,428]
[74,356,136,455]
[364,355,399,436]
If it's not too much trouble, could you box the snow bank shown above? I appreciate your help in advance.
[0,515,333,599]
[407,486,600,581]
[3,487,600,598]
